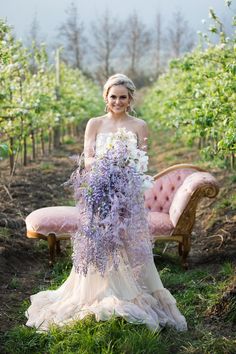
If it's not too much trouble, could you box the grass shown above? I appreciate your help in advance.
[57,197,75,206]
[0,227,12,239]
[39,162,56,171]
[62,136,77,145]
[219,262,235,277]
[216,196,236,210]
[8,276,21,290]
[4,318,168,354]
[2,255,236,354]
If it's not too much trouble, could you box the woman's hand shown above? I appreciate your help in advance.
[84,157,96,170]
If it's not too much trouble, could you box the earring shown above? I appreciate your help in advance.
[126,104,131,113]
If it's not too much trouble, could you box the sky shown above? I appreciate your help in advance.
[0,0,233,44]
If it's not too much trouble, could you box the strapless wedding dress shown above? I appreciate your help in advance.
[25,131,187,332]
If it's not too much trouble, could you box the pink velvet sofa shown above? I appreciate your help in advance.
[25,164,219,267]
[145,163,219,268]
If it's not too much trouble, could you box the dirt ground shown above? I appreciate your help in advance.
[0,145,76,334]
[0,138,235,338]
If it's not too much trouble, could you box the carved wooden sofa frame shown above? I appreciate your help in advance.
[147,164,219,268]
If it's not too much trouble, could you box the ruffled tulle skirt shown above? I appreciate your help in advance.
[25,252,187,332]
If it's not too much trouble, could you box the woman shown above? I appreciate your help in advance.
[26,74,187,332]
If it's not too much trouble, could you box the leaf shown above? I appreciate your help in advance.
[0,143,11,158]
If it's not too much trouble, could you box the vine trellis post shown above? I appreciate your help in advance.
[53,48,61,149]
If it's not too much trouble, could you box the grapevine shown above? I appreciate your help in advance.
[0,20,103,173]
[141,6,236,168]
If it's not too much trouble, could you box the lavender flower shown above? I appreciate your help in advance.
[68,134,153,277]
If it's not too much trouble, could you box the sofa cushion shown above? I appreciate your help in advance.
[148,211,174,237]
[25,206,79,236]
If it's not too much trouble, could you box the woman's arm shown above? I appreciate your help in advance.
[137,120,148,151]
[84,118,98,169]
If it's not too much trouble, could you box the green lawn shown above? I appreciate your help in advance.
[3,254,236,354]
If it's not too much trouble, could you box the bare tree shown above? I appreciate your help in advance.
[91,10,123,81]
[58,2,85,70]
[26,12,42,48]
[167,11,195,58]
[26,13,46,74]
[125,12,151,76]
[154,12,163,76]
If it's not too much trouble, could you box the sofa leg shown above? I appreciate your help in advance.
[178,242,183,256]
[48,233,56,266]
[181,237,191,270]
[56,240,61,255]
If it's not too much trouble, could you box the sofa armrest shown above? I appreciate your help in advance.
[169,172,219,227]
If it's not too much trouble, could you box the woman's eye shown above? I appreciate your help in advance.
[110,95,116,99]
[120,96,127,99]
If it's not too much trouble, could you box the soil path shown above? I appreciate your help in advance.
[0,145,77,335]
[0,135,235,339]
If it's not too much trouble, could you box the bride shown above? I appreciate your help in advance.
[25,73,187,332]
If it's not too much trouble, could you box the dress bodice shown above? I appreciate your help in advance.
[94,128,153,190]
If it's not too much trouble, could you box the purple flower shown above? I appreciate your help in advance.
[67,140,153,277]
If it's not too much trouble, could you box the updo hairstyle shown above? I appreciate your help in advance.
[103,74,136,112]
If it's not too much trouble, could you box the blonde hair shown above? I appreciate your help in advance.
[103,74,136,112]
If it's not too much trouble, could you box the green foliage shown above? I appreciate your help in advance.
[141,7,236,169]
[0,19,103,166]
[0,143,11,158]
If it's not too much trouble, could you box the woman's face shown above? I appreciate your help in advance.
[106,85,130,114]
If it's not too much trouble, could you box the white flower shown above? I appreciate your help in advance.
[141,175,154,191]
[96,128,150,175]
[217,43,226,49]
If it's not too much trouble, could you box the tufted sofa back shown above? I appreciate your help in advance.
[144,169,197,213]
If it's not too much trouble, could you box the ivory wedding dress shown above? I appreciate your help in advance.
[25,131,187,332]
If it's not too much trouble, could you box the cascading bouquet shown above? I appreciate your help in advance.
[69,128,154,277]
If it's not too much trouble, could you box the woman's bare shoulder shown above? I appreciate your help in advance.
[87,115,106,124]
[129,116,148,129]
[86,115,106,129]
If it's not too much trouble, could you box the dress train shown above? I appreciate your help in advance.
[26,250,187,331]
